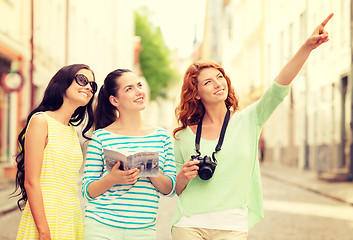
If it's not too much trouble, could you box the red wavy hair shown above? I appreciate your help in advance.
[173,60,239,138]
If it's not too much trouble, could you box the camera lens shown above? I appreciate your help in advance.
[198,166,213,180]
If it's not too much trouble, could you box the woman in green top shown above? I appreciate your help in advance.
[172,13,333,240]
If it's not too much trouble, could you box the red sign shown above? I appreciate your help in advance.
[1,72,24,93]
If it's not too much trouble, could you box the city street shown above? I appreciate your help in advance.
[1,175,352,240]
[1,1,352,240]
[249,177,353,240]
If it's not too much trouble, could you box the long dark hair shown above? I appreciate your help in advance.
[94,69,131,130]
[13,64,96,210]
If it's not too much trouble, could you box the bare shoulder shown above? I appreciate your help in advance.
[27,113,48,133]
[29,113,47,125]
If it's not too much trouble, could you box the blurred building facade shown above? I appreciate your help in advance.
[201,0,352,181]
[0,0,135,169]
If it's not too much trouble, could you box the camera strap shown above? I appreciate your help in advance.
[195,108,231,159]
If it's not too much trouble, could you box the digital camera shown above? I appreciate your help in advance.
[191,155,217,180]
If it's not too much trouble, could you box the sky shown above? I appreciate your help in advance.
[132,0,207,58]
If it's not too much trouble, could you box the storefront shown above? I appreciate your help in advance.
[0,46,25,165]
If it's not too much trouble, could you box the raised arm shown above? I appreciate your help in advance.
[276,13,333,86]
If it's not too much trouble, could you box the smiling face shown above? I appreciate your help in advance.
[65,68,95,107]
[196,67,228,106]
[109,71,146,112]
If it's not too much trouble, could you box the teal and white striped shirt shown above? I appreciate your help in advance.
[82,128,176,229]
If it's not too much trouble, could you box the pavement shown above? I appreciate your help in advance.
[260,162,353,206]
[1,162,352,217]
[0,173,18,216]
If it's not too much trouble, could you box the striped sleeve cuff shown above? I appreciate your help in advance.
[82,179,95,201]
[163,175,176,197]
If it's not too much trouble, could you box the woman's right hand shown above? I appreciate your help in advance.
[175,159,199,195]
[109,161,139,185]
[178,159,200,183]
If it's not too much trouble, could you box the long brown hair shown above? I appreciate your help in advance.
[173,60,239,138]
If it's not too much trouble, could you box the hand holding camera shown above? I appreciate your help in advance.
[177,159,200,185]
[191,155,217,180]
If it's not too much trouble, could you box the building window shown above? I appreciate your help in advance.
[0,57,11,162]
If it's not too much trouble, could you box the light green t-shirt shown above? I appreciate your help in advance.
[172,81,291,230]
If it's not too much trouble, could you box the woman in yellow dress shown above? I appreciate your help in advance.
[13,64,97,239]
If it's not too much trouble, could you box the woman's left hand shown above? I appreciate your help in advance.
[304,13,333,50]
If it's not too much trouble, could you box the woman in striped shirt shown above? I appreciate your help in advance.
[14,64,97,239]
[82,69,176,240]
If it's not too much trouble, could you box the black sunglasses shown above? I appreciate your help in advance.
[74,74,98,94]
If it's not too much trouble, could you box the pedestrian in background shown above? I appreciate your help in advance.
[171,13,333,240]
[81,69,176,240]
[13,64,97,239]
[258,131,265,163]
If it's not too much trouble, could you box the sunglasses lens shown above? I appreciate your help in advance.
[90,82,98,93]
[75,74,89,86]
[75,74,97,93]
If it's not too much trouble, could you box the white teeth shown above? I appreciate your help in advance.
[80,92,88,98]
[215,89,224,95]
[135,97,143,103]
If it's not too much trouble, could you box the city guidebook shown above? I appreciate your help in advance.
[103,148,159,177]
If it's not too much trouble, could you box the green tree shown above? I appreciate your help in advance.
[135,8,178,100]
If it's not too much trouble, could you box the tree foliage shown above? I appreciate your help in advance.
[134,8,178,100]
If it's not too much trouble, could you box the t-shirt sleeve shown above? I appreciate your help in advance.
[161,133,176,196]
[81,131,104,201]
[253,80,291,126]
[173,134,185,174]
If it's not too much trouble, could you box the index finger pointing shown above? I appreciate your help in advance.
[321,13,334,27]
